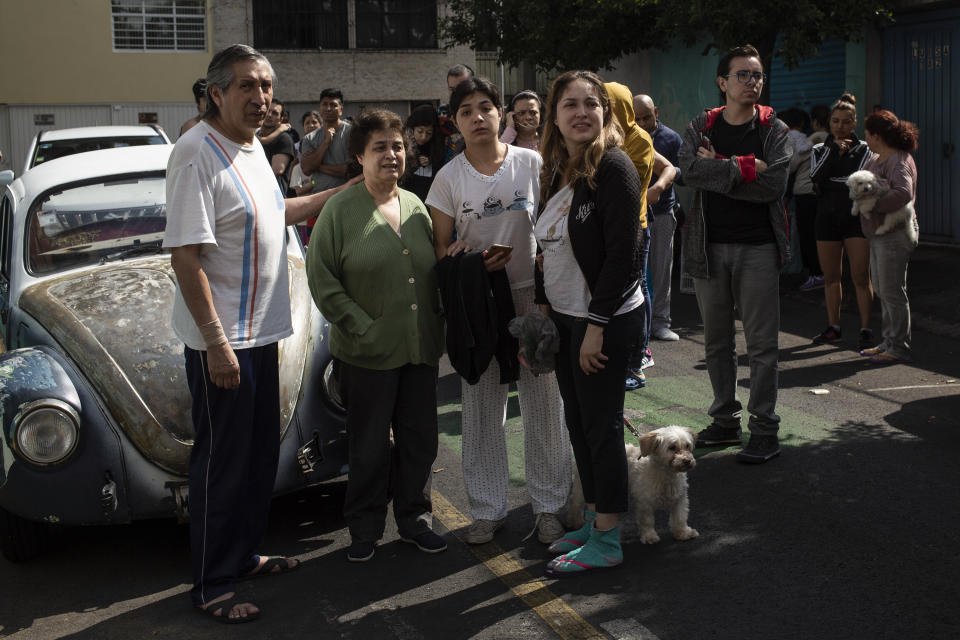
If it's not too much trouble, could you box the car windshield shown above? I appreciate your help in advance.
[28,174,166,275]
[32,135,166,168]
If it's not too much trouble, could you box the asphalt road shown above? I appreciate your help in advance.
[2,286,958,640]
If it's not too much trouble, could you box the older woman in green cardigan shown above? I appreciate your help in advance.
[307,110,444,563]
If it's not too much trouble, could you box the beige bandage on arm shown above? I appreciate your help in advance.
[198,318,228,349]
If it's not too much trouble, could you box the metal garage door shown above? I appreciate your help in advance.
[770,40,847,114]
[2,103,197,175]
[883,8,960,243]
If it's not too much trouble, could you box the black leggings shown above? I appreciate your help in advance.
[795,194,821,276]
[551,308,643,513]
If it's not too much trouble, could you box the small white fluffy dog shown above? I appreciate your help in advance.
[567,426,699,544]
[846,169,918,244]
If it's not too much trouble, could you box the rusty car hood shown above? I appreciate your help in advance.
[18,254,310,475]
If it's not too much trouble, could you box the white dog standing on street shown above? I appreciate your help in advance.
[567,425,699,544]
[846,169,918,244]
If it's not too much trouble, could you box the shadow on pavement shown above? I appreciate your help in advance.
[4,394,957,640]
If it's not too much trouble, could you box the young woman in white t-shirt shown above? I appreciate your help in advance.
[425,76,571,547]
[535,71,646,578]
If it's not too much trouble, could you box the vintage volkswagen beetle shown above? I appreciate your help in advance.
[0,145,348,562]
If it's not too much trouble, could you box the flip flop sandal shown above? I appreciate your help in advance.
[196,594,260,624]
[239,555,300,581]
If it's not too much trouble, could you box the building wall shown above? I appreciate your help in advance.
[214,0,476,107]
[599,52,651,106]
[0,0,212,104]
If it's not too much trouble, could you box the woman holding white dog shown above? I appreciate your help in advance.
[809,93,875,351]
[534,71,645,577]
[859,110,919,364]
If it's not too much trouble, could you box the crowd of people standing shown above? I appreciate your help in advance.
[165,42,919,623]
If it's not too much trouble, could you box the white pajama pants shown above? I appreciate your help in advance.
[460,286,572,521]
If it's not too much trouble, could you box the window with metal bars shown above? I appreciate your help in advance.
[111,0,206,52]
[253,0,349,50]
[355,0,437,50]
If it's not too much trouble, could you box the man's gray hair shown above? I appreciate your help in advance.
[446,63,474,78]
[203,44,277,120]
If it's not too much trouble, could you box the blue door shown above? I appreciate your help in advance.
[883,8,960,243]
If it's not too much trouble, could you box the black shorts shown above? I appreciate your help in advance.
[815,205,865,241]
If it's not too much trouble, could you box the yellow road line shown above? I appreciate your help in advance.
[431,490,606,640]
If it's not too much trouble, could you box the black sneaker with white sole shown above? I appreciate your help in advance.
[347,540,376,562]
[400,530,447,553]
[736,434,781,464]
[695,423,743,447]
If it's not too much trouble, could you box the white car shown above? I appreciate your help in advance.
[0,145,347,562]
[22,125,171,174]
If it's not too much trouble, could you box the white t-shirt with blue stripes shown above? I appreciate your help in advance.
[163,120,293,350]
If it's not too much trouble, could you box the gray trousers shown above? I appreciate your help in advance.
[869,223,917,359]
[649,208,677,331]
[694,243,781,435]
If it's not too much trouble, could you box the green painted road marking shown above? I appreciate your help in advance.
[438,376,837,486]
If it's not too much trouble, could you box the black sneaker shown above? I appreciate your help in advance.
[400,530,447,553]
[858,328,874,351]
[737,434,781,464]
[695,423,743,447]
[347,540,376,562]
[812,326,842,344]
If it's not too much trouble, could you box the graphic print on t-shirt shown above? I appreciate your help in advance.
[460,191,533,221]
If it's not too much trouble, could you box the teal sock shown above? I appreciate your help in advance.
[546,524,623,577]
[547,509,595,554]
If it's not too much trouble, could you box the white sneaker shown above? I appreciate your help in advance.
[535,512,565,544]
[652,327,680,341]
[465,518,504,544]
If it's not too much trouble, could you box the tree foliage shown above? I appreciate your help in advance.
[441,0,895,72]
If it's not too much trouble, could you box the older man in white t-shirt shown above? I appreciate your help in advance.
[427,77,571,546]
[163,44,355,624]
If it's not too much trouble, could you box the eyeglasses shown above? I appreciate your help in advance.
[724,71,768,85]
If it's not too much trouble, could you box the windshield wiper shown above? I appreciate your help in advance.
[100,239,164,264]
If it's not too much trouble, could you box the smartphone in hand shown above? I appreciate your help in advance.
[486,243,513,258]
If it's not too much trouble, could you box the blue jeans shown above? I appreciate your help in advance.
[693,243,781,435]
[641,226,652,351]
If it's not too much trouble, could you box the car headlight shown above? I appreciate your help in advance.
[322,361,345,412]
[13,399,80,466]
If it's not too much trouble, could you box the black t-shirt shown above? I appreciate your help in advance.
[263,130,296,182]
[704,116,775,244]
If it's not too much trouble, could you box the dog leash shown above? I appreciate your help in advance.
[623,416,641,441]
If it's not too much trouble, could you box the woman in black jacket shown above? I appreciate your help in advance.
[534,70,645,578]
[809,93,874,349]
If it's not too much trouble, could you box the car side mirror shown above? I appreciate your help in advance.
[0,170,14,187]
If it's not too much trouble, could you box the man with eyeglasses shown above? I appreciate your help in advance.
[678,44,792,464]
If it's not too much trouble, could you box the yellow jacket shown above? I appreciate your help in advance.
[605,82,654,228]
